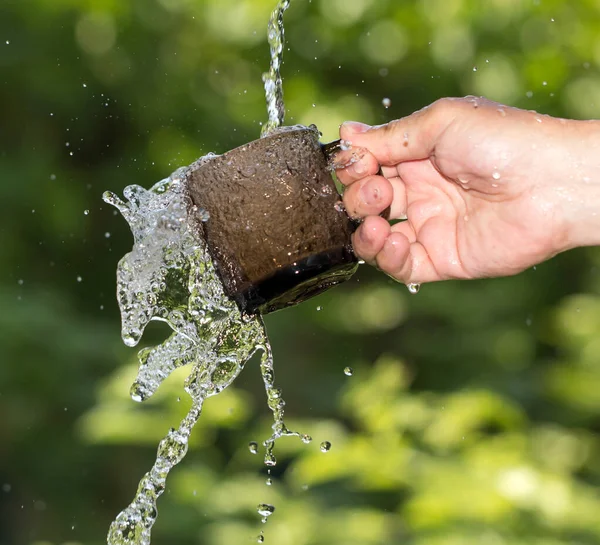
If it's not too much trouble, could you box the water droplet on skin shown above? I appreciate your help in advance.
[407,283,420,294]
[249,441,259,454]
[382,97,391,108]
[492,171,501,180]
[344,366,354,376]
[320,441,331,453]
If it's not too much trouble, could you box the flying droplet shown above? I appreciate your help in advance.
[249,441,259,454]
[257,535,265,543]
[407,283,420,294]
[84,209,89,215]
[266,477,273,486]
[264,452,277,467]
[382,97,391,108]
[76,276,83,283]
[301,434,312,444]
[320,441,331,453]
[257,503,275,523]
[344,366,354,376]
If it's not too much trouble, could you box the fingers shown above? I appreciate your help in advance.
[352,216,391,264]
[333,148,381,186]
[340,98,457,166]
[342,174,394,218]
[353,219,440,283]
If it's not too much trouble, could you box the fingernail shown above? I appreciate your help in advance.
[350,157,368,176]
[360,179,380,206]
[358,224,371,244]
[342,121,371,134]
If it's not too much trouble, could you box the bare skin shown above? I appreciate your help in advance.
[334,96,600,285]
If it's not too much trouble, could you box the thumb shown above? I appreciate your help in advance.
[340,100,453,166]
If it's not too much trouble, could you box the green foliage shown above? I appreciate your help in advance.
[2,0,600,544]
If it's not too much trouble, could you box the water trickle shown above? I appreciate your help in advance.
[320,441,332,453]
[104,165,305,544]
[261,0,291,136]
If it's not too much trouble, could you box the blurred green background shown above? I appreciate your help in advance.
[2,0,600,544]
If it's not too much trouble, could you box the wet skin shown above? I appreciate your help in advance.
[334,96,600,285]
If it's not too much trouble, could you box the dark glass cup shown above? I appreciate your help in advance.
[185,126,357,314]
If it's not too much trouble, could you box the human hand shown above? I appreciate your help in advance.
[334,96,600,284]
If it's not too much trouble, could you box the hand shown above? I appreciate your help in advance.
[335,96,600,284]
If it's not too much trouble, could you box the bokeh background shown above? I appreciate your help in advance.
[2,0,600,544]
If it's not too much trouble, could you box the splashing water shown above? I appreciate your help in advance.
[103,165,303,545]
[261,0,291,136]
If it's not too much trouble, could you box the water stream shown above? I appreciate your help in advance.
[103,166,304,544]
[103,1,305,543]
[261,0,291,136]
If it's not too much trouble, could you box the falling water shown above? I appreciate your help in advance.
[261,0,291,136]
[103,165,303,545]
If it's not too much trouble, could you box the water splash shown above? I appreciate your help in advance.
[261,0,291,136]
[103,165,303,544]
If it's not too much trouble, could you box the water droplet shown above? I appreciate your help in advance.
[82,83,87,88]
[316,306,322,311]
[472,66,478,72]
[17,279,24,286]
[264,452,277,467]
[76,276,83,283]
[407,283,420,294]
[257,503,275,522]
[382,97,391,108]
[84,209,89,215]
[266,477,273,486]
[492,171,501,180]
[249,441,259,454]
[320,441,331,453]
[301,434,312,444]
[105,232,111,238]
[257,535,265,543]
[344,366,354,376]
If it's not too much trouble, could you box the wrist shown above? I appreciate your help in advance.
[557,119,600,251]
